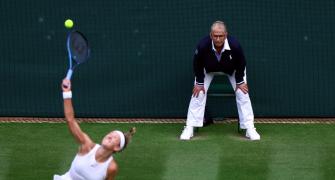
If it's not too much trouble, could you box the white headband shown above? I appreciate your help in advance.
[115,130,125,150]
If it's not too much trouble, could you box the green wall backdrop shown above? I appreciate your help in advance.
[0,0,334,118]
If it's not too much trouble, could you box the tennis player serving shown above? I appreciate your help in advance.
[54,79,136,180]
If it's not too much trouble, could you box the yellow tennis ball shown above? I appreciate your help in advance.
[64,19,74,29]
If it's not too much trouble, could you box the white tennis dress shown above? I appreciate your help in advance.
[54,144,113,180]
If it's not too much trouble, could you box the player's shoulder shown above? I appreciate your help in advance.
[106,160,118,180]
[107,160,118,174]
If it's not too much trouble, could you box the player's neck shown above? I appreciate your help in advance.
[96,147,113,163]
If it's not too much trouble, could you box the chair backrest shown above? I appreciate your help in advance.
[207,75,235,97]
[206,75,237,117]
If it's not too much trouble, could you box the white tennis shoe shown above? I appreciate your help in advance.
[180,126,194,140]
[246,128,260,140]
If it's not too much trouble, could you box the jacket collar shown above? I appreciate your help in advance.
[211,38,231,53]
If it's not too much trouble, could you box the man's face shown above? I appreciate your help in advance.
[210,26,227,48]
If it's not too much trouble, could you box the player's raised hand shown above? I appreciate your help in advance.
[62,79,71,92]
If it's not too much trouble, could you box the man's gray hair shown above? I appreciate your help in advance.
[210,21,227,32]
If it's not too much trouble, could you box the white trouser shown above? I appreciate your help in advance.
[186,71,255,129]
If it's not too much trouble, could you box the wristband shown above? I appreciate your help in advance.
[63,91,72,99]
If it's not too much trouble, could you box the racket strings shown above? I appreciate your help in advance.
[70,32,89,63]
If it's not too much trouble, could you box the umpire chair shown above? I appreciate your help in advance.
[205,75,242,133]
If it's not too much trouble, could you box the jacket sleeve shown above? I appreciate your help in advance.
[193,47,205,85]
[234,44,246,84]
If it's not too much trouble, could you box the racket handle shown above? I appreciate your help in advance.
[65,69,73,80]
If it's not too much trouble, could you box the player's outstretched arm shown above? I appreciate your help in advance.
[62,79,94,153]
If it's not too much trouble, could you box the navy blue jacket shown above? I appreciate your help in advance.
[193,35,246,85]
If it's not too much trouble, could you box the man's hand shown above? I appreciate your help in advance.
[192,85,205,97]
[62,79,71,92]
[236,83,248,94]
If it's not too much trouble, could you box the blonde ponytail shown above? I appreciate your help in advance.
[122,127,136,151]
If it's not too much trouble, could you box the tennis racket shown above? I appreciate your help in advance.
[65,30,90,80]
